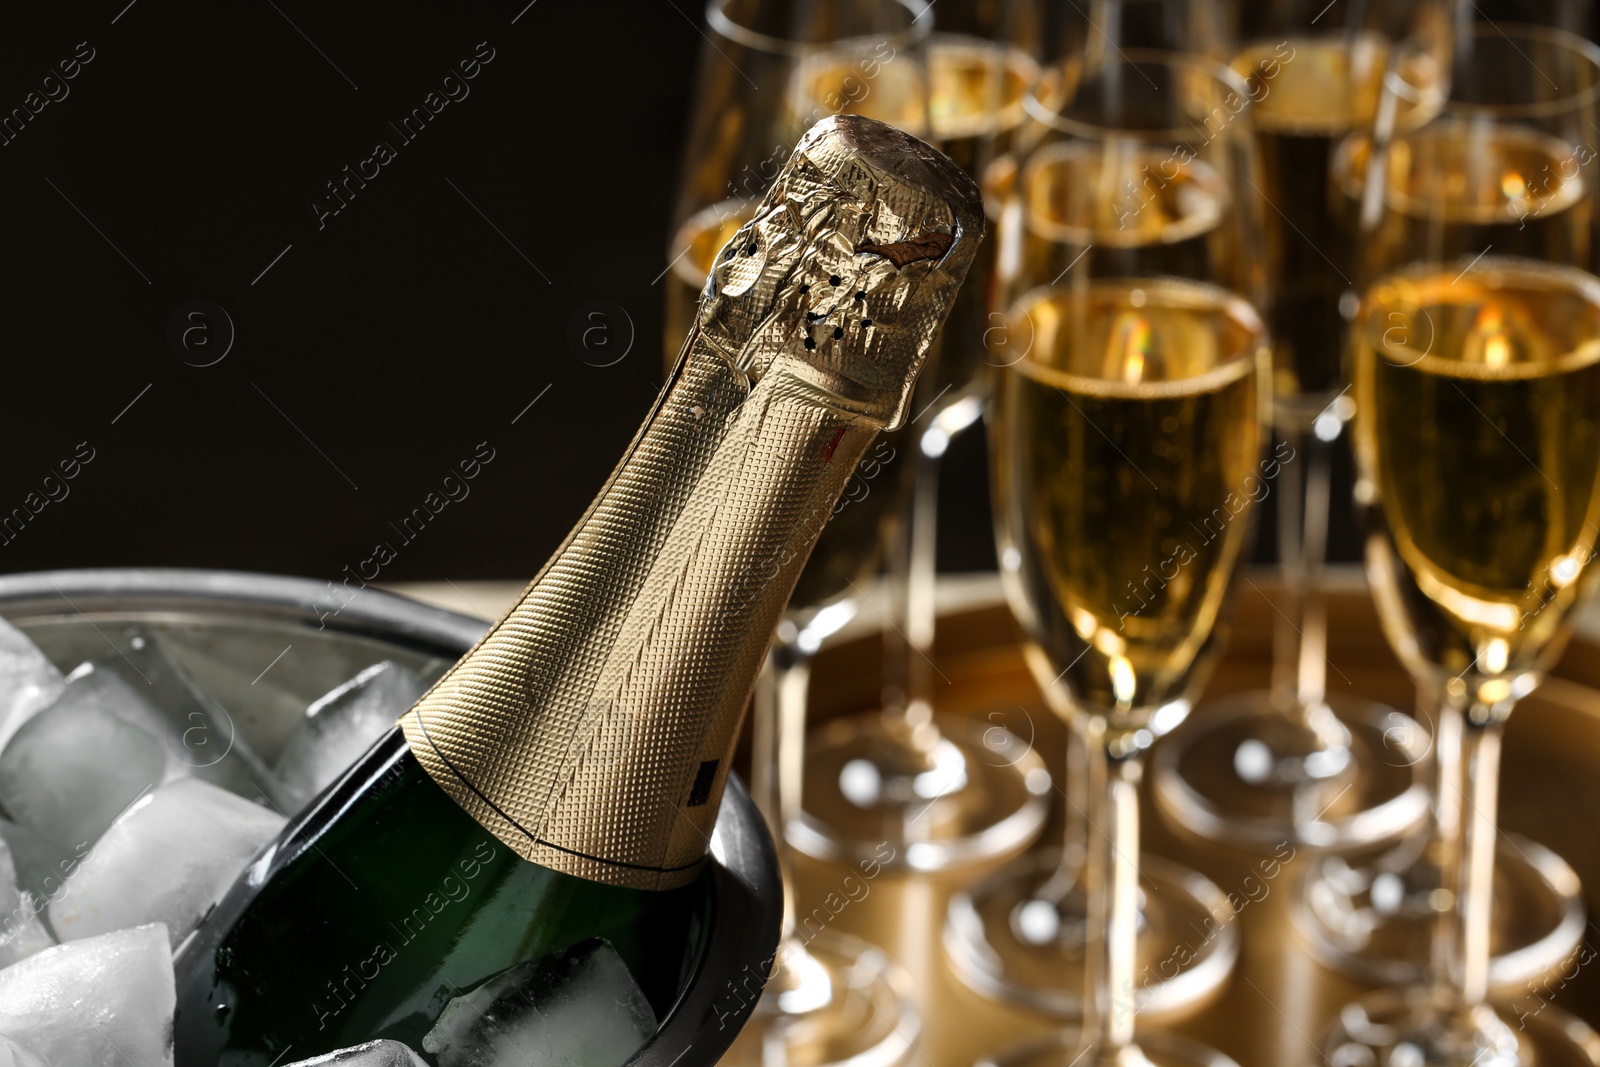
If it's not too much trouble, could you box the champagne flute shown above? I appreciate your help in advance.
[944,1,1258,1022]
[1323,267,1600,1064]
[668,5,934,1065]
[668,0,934,352]
[1152,0,1455,851]
[1297,23,1600,998]
[969,53,1271,1056]
[783,0,1061,874]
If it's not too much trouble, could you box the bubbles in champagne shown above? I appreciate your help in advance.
[1000,141,1231,307]
[1382,124,1584,225]
[792,34,1037,147]
[994,279,1268,726]
[1356,259,1600,684]
[926,37,1036,143]
[1236,33,1393,137]
[1023,141,1227,249]
[1361,123,1593,272]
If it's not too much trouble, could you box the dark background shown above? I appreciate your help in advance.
[0,0,1359,586]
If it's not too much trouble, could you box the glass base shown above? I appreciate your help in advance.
[977,1026,1240,1067]
[1294,832,1585,989]
[945,850,1238,1019]
[722,929,920,1067]
[791,711,1051,872]
[1322,987,1600,1067]
[1153,691,1430,850]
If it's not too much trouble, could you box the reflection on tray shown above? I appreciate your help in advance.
[789,574,1600,1067]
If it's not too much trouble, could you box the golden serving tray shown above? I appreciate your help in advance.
[788,570,1600,1067]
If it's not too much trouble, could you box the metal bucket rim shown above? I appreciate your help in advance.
[0,566,780,1067]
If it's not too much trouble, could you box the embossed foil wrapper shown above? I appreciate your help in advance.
[402,115,983,889]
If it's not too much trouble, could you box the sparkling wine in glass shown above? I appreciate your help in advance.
[984,274,1271,1067]
[962,50,1272,1044]
[1152,0,1455,853]
[1322,254,1600,1067]
[1296,22,1600,999]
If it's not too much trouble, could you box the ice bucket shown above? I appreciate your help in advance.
[0,567,781,1067]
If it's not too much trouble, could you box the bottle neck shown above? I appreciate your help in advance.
[401,112,988,890]
[402,347,880,889]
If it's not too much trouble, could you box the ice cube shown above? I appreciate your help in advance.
[0,618,64,756]
[0,816,87,916]
[0,683,167,855]
[49,778,285,946]
[269,661,425,812]
[0,831,22,920]
[0,836,52,968]
[0,922,174,1067]
[78,627,272,797]
[284,1040,429,1067]
[0,1033,50,1067]
[423,938,658,1067]
[0,895,54,969]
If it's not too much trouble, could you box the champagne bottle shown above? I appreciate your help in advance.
[172,114,983,1065]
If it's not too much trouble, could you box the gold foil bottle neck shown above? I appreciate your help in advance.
[402,115,983,889]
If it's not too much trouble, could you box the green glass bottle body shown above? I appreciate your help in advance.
[171,729,706,1065]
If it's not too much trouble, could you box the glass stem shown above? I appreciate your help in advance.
[1426,696,1464,981]
[1428,690,1502,1011]
[1295,428,1332,713]
[1268,422,1305,707]
[880,462,914,721]
[1039,723,1090,900]
[1080,720,1143,1059]
[880,437,941,746]
[754,641,813,943]
[775,642,812,841]
[1272,421,1347,746]
[905,433,942,728]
